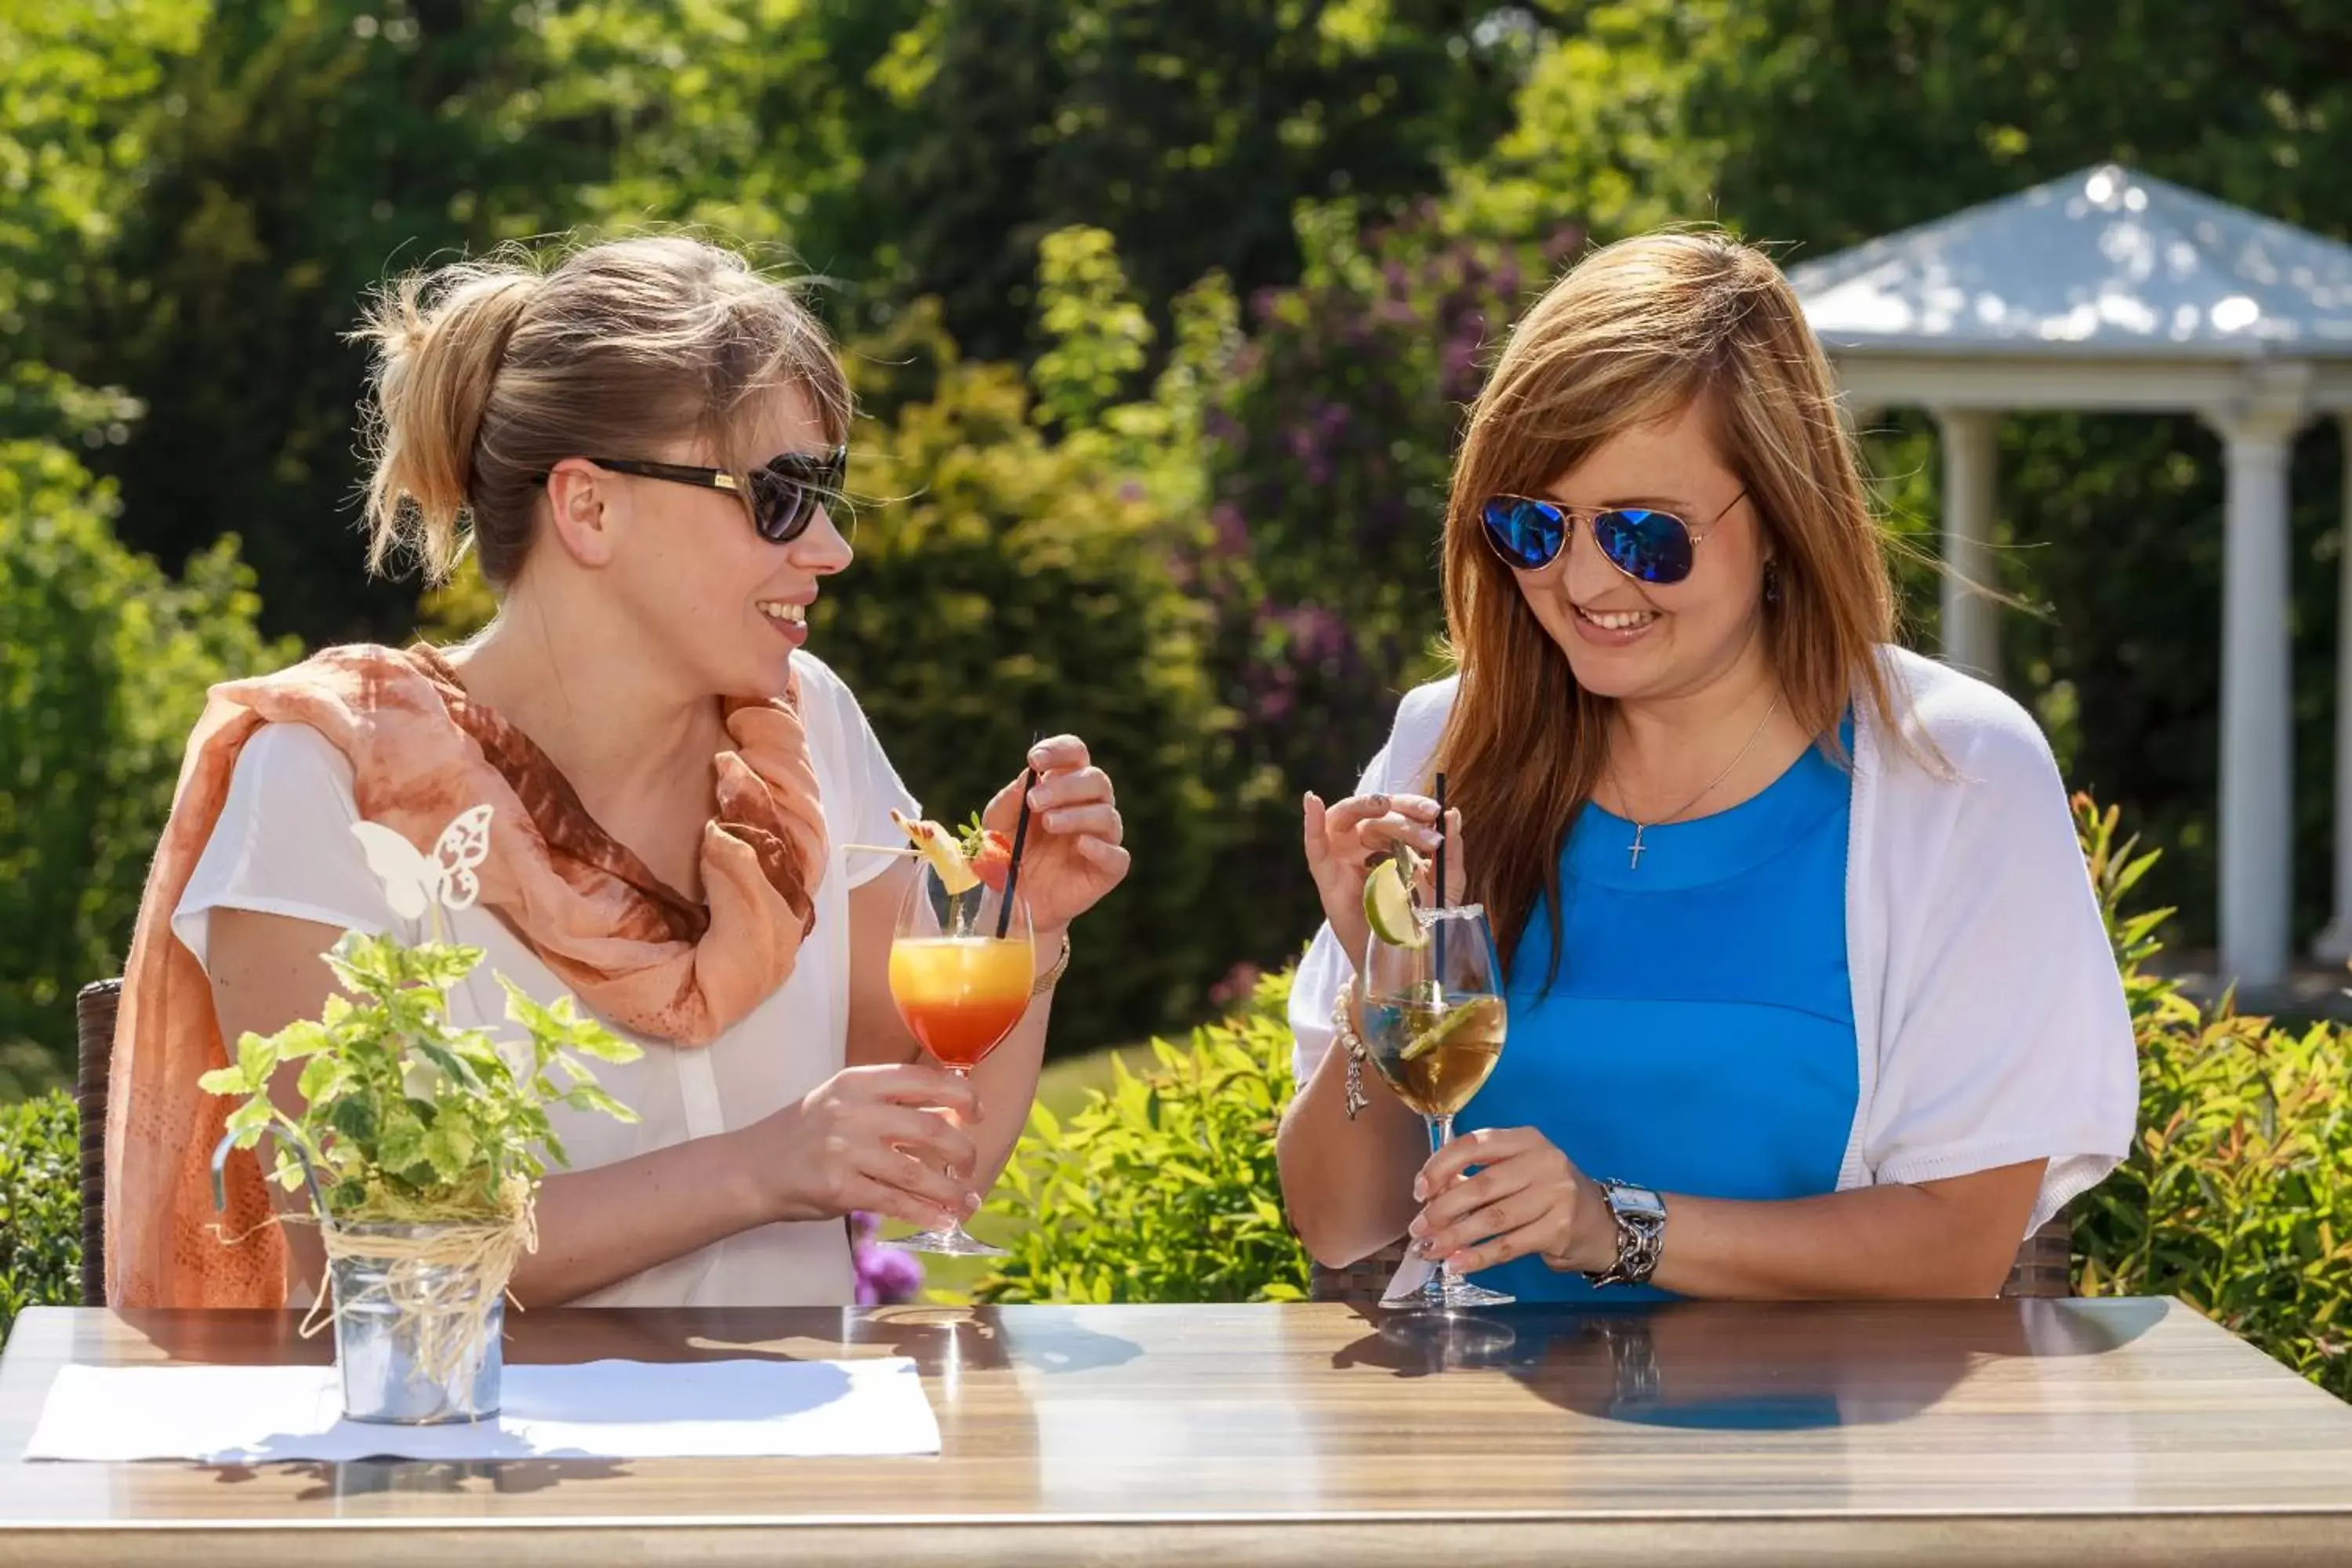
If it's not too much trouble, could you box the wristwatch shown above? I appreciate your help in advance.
[1031,934,1073,996]
[1584,1179,1668,1288]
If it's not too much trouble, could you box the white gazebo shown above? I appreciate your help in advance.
[1789,164,2352,989]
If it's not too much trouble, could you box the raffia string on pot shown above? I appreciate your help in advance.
[296,1174,539,1392]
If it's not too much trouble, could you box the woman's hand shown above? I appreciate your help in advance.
[1301,790,1462,964]
[982,735,1129,931]
[1409,1126,1617,1276]
[739,1062,985,1232]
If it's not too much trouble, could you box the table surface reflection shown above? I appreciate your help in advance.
[2,1298,2349,1566]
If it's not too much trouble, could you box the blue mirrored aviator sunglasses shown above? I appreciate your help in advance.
[539,448,849,544]
[1478,488,1748,584]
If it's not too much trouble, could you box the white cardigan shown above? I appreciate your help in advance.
[1288,646,2139,1236]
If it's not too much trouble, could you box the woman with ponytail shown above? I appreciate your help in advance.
[1278,232,2134,1303]
[107,236,1130,1308]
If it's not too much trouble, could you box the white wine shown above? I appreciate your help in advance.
[1359,993,1506,1118]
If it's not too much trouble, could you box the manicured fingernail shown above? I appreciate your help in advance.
[1412,1176,1428,1200]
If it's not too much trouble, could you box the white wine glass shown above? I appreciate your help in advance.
[1360,902,1512,1310]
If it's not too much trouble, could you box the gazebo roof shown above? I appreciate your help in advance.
[1789,164,2352,360]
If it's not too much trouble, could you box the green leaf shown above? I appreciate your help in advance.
[234,1031,275,1086]
[195,1065,248,1097]
[563,1083,640,1124]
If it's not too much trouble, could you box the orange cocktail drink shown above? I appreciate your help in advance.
[888,935,1033,1068]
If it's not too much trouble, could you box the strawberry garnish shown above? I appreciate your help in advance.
[968,827,1013,891]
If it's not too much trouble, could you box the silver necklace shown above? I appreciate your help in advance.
[1607,695,1782,869]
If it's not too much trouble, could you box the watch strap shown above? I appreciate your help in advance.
[1031,934,1073,996]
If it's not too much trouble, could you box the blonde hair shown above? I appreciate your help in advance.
[1435,230,1907,978]
[355,234,851,587]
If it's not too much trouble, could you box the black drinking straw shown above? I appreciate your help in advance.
[1433,771,1449,976]
[995,735,1041,938]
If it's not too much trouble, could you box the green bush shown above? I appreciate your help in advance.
[0,440,297,1091]
[807,277,1242,1051]
[0,1088,82,1339]
[2071,799,2352,1400]
[975,968,1308,1305]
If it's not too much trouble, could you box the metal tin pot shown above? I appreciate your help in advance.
[328,1223,505,1425]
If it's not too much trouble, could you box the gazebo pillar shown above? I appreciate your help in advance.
[2318,414,2352,965]
[2205,399,2309,989]
[1933,408,2002,680]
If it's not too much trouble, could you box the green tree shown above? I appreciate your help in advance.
[71,0,623,644]
[0,0,202,447]
[0,441,295,1087]
[830,0,1526,364]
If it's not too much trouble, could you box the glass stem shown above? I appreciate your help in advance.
[947,1065,975,1233]
[1422,1114,1454,1308]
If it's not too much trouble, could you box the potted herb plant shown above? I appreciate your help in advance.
[201,807,642,1425]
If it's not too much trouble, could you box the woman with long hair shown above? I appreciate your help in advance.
[107,235,1129,1308]
[1279,231,2134,1301]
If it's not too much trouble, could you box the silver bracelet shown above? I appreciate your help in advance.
[1331,985,1369,1120]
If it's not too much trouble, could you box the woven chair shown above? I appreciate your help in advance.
[1309,1210,2077,1306]
[74,978,122,1308]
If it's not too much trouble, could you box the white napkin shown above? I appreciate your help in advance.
[23,1357,940,1463]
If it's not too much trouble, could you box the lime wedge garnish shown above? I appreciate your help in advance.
[1399,996,1504,1063]
[1363,858,1428,949]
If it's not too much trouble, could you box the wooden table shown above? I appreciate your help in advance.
[2,1298,2349,1565]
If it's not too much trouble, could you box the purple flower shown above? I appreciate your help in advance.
[847,1210,924,1306]
[1209,961,1264,1009]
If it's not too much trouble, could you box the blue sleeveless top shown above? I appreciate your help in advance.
[1459,733,1858,1303]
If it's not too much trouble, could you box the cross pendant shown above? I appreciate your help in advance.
[1628,828,1646,869]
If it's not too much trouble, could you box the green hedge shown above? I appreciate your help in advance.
[975,969,1308,1305]
[0,1090,81,1337]
[2071,800,2352,1399]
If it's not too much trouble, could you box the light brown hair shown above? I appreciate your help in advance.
[356,235,851,588]
[1435,230,1907,980]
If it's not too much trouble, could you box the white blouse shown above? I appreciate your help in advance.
[1290,646,2140,1239]
[172,651,919,1307]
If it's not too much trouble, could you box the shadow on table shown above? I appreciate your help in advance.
[213,1457,633,1501]
[1332,1297,2169,1431]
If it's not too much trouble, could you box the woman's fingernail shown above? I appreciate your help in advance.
[1412,1176,1428,1201]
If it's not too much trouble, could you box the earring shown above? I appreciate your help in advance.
[1763,559,1783,604]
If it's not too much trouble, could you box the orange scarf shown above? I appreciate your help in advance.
[103,644,829,1308]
